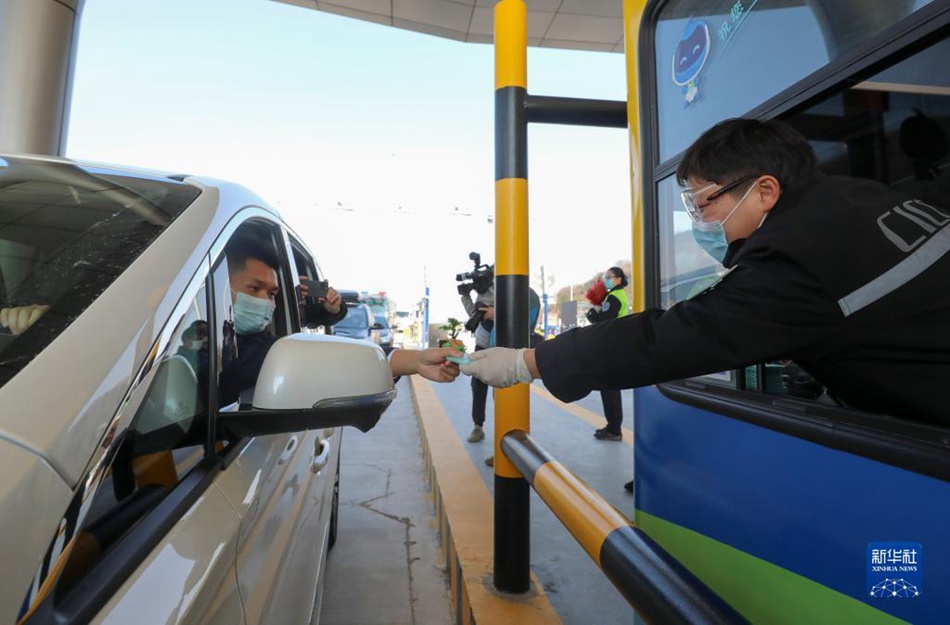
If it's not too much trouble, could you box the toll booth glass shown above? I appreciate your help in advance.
[653,0,936,162]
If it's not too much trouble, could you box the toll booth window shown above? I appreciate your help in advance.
[656,174,738,390]
[788,36,950,206]
[656,32,950,401]
[653,0,936,162]
[657,174,830,397]
[656,174,725,311]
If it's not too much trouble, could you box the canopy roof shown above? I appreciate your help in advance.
[273,0,625,53]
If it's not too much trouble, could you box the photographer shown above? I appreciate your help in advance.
[456,254,495,443]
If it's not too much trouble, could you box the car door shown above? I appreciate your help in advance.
[210,219,330,625]
[21,259,245,625]
[287,233,342,618]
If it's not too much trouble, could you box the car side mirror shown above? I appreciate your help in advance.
[372,323,383,330]
[217,333,394,437]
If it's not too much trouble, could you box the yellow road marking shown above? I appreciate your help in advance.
[529,383,634,445]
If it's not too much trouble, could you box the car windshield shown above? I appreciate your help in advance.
[374,315,389,328]
[0,157,201,387]
[336,307,368,330]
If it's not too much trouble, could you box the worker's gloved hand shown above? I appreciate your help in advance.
[460,347,533,388]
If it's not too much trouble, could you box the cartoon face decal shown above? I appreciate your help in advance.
[671,18,710,106]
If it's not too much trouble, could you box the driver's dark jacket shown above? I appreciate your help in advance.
[219,305,348,406]
[219,331,277,406]
[535,173,950,426]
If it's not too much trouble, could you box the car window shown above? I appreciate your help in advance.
[336,306,370,329]
[290,237,337,333]
[215,221,295,409]
[374,315,389,328]
[290,241,316,326]
[0,158,200,390]
[20,281,211,620]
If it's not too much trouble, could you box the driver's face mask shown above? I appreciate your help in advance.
[232,290,276,335]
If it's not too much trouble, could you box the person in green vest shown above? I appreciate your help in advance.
[585,267,630,442]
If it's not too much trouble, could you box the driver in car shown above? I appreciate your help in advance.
[220,232,460,405]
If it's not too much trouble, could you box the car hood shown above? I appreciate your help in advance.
[335,327,370,338]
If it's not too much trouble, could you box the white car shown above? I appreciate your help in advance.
[0,154,395,625]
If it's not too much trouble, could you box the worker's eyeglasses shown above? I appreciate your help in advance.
[680,174,759,222]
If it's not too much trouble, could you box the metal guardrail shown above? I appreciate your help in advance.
[501,430,748,625]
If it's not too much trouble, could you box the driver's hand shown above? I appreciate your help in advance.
[479,306,495,321]
[417,347,461,383]
[322,287,342,314]
[0,304,50,335]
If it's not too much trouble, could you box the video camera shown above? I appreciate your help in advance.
[455,252,494,295]
[455,252,495,333]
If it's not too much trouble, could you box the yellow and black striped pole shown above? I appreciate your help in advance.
[493,0,531,593]
[502,431,749,624]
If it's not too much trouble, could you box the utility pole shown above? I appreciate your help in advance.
[423,265,430,349]
[540,265,549,338]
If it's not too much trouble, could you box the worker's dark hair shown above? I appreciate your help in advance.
[676,118,818,197]
[225,231,280,274]
[607,266,628,288]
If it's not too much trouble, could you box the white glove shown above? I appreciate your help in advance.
[460,347,534,388]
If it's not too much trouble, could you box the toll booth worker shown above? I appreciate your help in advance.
[220,232,460,406]
[460,118,950,428]
[585,267,630,441]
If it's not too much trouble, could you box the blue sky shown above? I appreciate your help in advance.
[67,0,631,322]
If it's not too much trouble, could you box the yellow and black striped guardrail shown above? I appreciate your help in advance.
[501,430,748,625]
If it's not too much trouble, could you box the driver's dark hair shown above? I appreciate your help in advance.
[676,118,817,196]
[225,231,280,274]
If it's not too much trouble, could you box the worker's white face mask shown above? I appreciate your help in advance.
[690,183,758,263]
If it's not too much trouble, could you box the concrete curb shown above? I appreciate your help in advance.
[409,376,562,625]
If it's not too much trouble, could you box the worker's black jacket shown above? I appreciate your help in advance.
[536,174,950,426]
